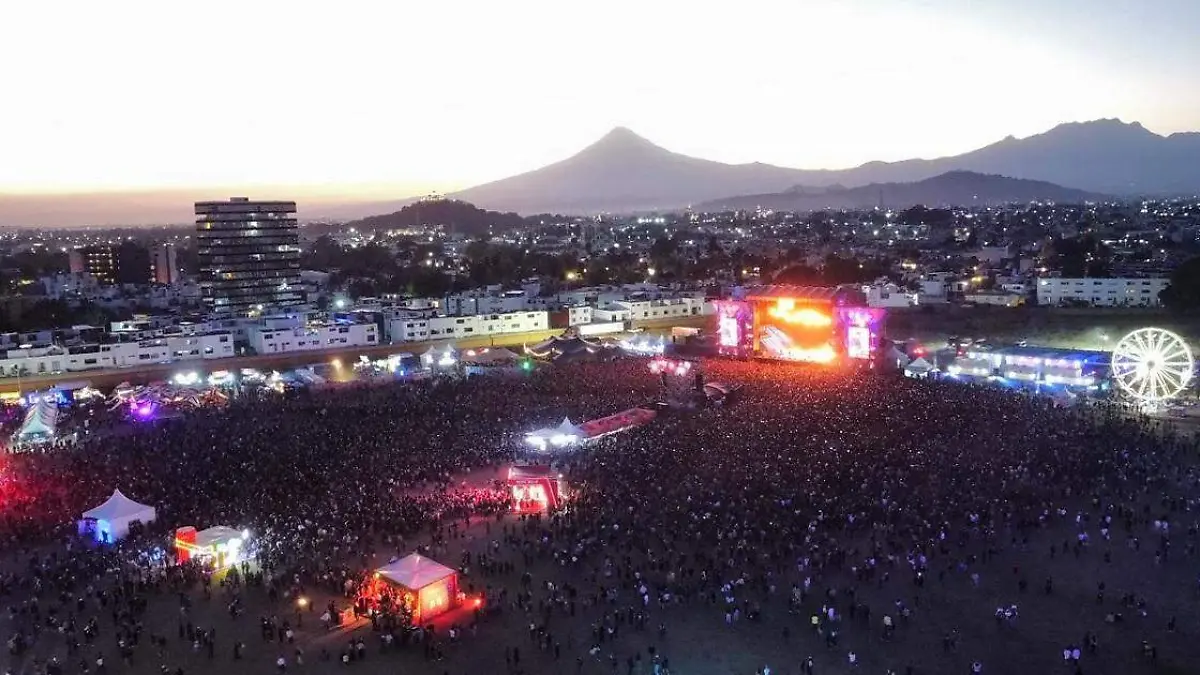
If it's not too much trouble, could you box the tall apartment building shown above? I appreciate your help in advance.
[68,245,117,284]
[151,243,181,284]
[195,197,303,313]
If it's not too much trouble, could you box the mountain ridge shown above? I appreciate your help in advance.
[698,170,1108,212]
[446,119,1199,215]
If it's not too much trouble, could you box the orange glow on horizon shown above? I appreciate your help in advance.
[767,299,833,328]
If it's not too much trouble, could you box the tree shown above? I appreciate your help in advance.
[1160,256,1200,311]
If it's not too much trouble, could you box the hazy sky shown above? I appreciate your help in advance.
[3,0,1197,199]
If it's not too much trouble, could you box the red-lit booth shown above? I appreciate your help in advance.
[507,465,567,513]
[371,553,459,621]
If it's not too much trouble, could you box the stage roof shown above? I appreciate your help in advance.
[744,285,842,302]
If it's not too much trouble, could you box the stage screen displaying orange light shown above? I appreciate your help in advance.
[756,298,838,364]
[766,299,833,327]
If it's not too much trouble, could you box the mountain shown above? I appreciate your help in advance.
[449,127,813,214]
[447,120,1197,215]
[777,119,1200,197]
[698,171,1107,212]
[345,198,525,237]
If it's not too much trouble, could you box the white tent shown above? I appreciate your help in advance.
[377,553,457,590]
[79,490,157,543]
[375,553,460,619]
[904,357,935,378]
[461,347,520,365]
[15,399,58,444]
[524,417,583,451]
[421,344,457,367]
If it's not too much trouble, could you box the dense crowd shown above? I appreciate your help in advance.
[2,359,1200,675]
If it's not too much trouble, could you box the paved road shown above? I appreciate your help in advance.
[0,316,712,394]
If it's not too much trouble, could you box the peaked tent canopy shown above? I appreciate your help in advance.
[377,553,457,590]
[16,399,58,442]
[555,416,582,436]
[524,416,583,451]
[461,347,520,365]
[526,335,603,359]
[79,490,157,542]
[905,357,934,372]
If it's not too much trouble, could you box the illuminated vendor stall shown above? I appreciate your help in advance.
[507,465,567,513]
[369,553,460,622]
[174,525,251,568]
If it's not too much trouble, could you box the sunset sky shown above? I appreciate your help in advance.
[2,0,1197,199]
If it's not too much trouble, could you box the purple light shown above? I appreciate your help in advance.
[132,402,156,420]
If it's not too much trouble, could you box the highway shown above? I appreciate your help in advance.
[0,316,713,394]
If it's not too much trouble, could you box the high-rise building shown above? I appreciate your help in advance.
[151,243,181,284]
[195,197,302,313]
[68,245,117,284]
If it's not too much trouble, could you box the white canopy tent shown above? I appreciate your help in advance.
[377,553,457,589]
[79,490,157,543]
[524,417,584,451]
[421,344,458,368]
[904,357,935,378]
[15,399,58,444]
[461,347,520,365]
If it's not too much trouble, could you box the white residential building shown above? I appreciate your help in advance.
[0,333,234,377]
[1036,277,1169,307]
[247,321,379,355]
[919,280,947,298]
[567,306,593,326]
[442,291,531,316]
[388,310,549,343]
[612,297,711,321]
[592,306,632,323]
[865,283,917,308]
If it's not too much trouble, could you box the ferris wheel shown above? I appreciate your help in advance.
[1110,327,1194,403]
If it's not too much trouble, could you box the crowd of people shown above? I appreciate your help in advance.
[1,358,1199,675]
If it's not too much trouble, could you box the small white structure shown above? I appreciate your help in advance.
[524,417,583,451]
[904,357,935,379]
[79,490,157,543]
[421,344,458,368]
[14,398,59,446]
[375,552,460,620]
[460,347,520,365]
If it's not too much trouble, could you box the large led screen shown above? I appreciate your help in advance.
[754,298,837,363]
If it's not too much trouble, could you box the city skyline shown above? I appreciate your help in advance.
[2,0,1198,205]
